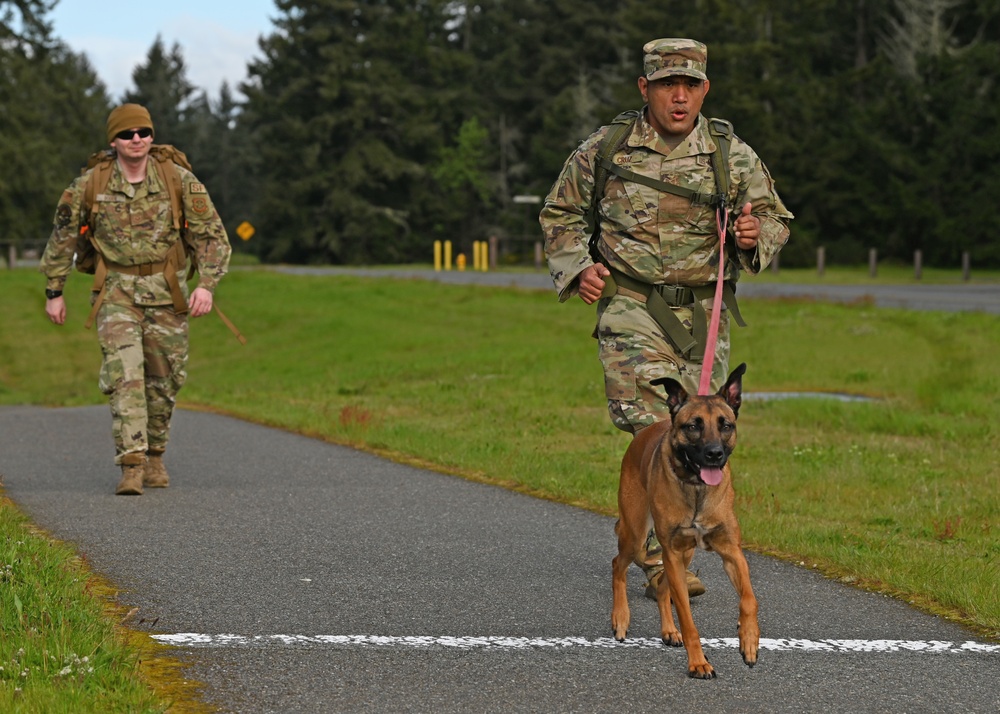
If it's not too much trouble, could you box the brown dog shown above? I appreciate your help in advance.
[611,363,758,679]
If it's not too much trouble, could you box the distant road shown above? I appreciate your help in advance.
[270,266,1000,314]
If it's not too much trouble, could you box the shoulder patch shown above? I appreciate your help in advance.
[56,203,73,228]
[189,182,207,194]
[191,196,210,215]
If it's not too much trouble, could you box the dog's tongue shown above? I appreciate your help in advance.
[700,467,724,486]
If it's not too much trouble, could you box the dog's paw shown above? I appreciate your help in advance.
[611,622,629,642]
[611,613,630,642]
[688,663,717,680]
[661,631,683,647]
[738,620,760,667]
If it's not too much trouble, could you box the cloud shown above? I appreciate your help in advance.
[164,16,265,96]
[71,18,264,101]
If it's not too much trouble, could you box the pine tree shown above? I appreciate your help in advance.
[122,36,198,148]
[243,0,459,264]
[0,1,110,249]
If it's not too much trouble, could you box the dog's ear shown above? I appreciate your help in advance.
[718,362,747,419]
[651,376,689,416]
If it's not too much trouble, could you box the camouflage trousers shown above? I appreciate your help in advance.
[97,299,188,466]
[595,293,731,434]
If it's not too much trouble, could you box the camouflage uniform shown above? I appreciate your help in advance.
[40,155,231,466]
[540,98,792,434]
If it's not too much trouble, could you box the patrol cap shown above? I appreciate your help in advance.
[106,103,154,143]
[643,38,708,81]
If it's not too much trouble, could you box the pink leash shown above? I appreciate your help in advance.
[697,205,729,396]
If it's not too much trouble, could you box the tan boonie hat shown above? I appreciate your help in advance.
[643,38,708,81]
[106,103,154,143]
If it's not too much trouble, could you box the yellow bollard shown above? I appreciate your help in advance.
[434,241,442,271]
[444,240,452,270]
[457,253,467,271]
[472,241,481,271]
[480,240,489,272]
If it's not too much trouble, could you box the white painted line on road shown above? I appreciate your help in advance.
[152,634,1000,654]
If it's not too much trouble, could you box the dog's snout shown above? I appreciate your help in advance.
[703,443,726,465]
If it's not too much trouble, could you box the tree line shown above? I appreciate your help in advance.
[3,0,999,268]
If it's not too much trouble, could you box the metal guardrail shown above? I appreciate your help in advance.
[0,241,46,269]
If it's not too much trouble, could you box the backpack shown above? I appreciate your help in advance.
[75,144,192,274]
[586,110,733,263]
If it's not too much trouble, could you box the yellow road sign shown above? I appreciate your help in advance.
[236,221,255,241]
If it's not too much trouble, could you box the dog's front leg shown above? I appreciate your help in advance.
[654,564,681,647]
[611,548,632,641]
[716,540,759,667]
[611,513,648,641]
[662,551,715,679]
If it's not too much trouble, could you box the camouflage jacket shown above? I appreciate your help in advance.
[540,109,793,302]
[40,157,231,306]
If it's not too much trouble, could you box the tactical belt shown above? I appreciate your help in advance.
[85,241,187,329]
[84,241,246,344]
[606,267,746,358]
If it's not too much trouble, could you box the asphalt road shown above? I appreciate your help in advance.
[1,405,997,713]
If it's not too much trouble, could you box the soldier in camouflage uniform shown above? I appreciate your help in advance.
[540,39,792,598]
[41,104,231,496]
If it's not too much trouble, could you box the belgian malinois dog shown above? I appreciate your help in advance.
[611,363,758,679]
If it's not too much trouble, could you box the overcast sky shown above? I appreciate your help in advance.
[49,0,279,100]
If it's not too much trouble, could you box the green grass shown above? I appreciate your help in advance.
[0,495,182,713]
[1,264,998,706]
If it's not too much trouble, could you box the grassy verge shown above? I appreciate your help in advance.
[0,491,185,712]
[0,264,997,706]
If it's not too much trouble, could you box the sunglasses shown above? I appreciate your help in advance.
[115,127,153,141]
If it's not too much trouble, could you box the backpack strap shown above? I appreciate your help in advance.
[84,241,188,329]
[596,118,733,209]
[597,161,719,204]
[149,147,185,231]
[587,111,735,261]
[81,151,190,329]
[587,110,639,263]
[80,147,245,343]
[83,155,114,239]
[585,110,743,315]
[707,117,733,210]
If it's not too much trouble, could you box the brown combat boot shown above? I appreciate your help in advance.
[144,452,170,488]
[115,464,144,496]
[644,569,707,600]
[641,533,707,599]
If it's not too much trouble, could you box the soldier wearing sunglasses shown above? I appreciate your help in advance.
[40,104,232,496]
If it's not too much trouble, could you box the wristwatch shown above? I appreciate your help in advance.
[45,289,63,300]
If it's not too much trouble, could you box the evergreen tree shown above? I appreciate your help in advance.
[122,36,198,148]
[0,0,51,42]
[187,82,260,250]
[0,1,109,249]
[430,116,493,252]
[243,0,459,264]
[85,0,997,269]
[119,36,249,244]
[864,0,1000,266]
